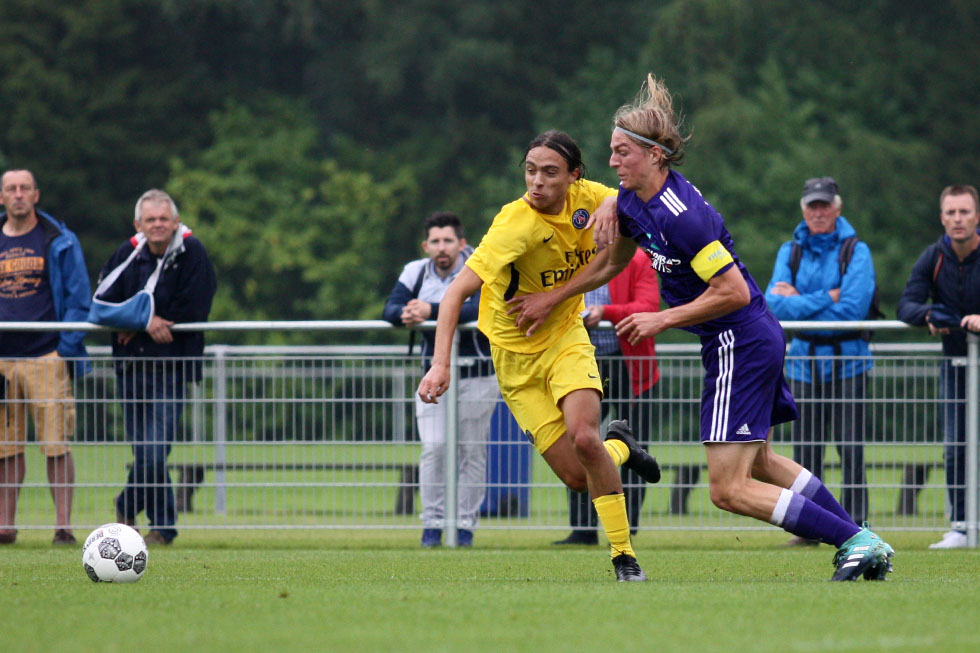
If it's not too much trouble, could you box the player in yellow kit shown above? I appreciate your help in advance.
[417,130,661,581]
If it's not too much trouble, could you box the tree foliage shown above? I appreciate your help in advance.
[0,0,978,340]
[167,97,418,341]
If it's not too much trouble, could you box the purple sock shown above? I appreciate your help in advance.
[792,469,854,524]
[770,489,861,547]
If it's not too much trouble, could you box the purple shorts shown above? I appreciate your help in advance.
[699,311,798,443]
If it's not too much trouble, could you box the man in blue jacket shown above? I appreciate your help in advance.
[383,212,497,547]
[898,184,980,549]
[765,177,874,542]
[97,189,216,546]
[0,168,91,545]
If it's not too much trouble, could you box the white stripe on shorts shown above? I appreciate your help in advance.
[708,329,735,441]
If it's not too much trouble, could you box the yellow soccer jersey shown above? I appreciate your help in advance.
[467,179,617,353]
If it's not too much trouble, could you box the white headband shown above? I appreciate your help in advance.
[614,126,675,155]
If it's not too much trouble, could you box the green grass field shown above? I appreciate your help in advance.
[2,529,979,652]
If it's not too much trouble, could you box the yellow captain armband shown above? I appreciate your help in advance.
[691,240,734,282]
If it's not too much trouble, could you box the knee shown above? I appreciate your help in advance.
[133,445,169,469]
[569,427,603,463]
[562,473,588,493]
[709,482,739,513]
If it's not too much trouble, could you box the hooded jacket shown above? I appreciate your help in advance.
[0,209,91,377]
[765,216,874,382]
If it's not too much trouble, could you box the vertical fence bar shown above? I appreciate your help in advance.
[213,346,228,515]
[966,334,978,548]
[444,332,460,548]
[443,331,459,548]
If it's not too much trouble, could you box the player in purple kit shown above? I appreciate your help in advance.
[510,74,894,581]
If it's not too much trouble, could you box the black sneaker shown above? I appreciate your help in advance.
[611,553,647,582]
[605,420,661,484]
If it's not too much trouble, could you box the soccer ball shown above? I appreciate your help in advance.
[82,523,149,583]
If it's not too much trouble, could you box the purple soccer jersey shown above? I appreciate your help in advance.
[617,169,770,337]
[616,170,798,441]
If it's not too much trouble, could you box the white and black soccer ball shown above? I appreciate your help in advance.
[82,523,148,583]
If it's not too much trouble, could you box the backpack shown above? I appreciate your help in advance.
[788,235,883,346]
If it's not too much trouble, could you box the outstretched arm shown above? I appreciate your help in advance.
[617,265,749,345]
[417,266,484,403]
[508,236,637,336]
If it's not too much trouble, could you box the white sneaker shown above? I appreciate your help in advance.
[929,530,968,549]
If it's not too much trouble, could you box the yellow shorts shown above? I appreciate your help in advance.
[0,351,76,459]
[491,325,602,454]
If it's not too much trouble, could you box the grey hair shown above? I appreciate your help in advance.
[800,195,843,211]
[134,189,179,224]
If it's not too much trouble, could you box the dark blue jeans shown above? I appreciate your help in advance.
[115,363,186,542]
[941,360,967,527]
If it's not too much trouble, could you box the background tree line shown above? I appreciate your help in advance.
[1,0,977,343]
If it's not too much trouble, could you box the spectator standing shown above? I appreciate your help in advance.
[897,184,980,549]
[555,248,659,545]
[94,190,215,546]
[383,212,498,548]
[0,168,91,545]
[765,177,874,543]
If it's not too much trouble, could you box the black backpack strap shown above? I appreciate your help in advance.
[788,242,803,285]
[931,247,944,285]
[838,236,858,276]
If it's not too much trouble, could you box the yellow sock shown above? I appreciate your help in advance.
[593,493,635,558]
[603,439,629,467]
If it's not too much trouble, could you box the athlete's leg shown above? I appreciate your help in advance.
[706,440,859,547]
[752,433,854,523]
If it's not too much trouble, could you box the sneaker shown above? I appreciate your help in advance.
[859,522,895,581]
[52,529,77,546]
[929,530,968,550]
[786,535,820,547]
[605,420,661,484]
[552,531,599,546]
[420,528,442,548]
[611,553,648,582]
[144,530,172,546]
[457,529,473,547]
[830,526,890,581]
[0,530,17,545]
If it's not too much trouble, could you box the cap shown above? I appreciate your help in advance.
[801,176,839,205]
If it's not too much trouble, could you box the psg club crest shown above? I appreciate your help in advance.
[571,208,590,229]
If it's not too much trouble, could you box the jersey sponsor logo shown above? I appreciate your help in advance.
[543,231,555,243]
[571,208,590,229]
[539,247,595,287]
[659,188,687,216]
[643,248,681,274]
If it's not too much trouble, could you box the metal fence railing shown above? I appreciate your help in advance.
[1,320,977,547]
